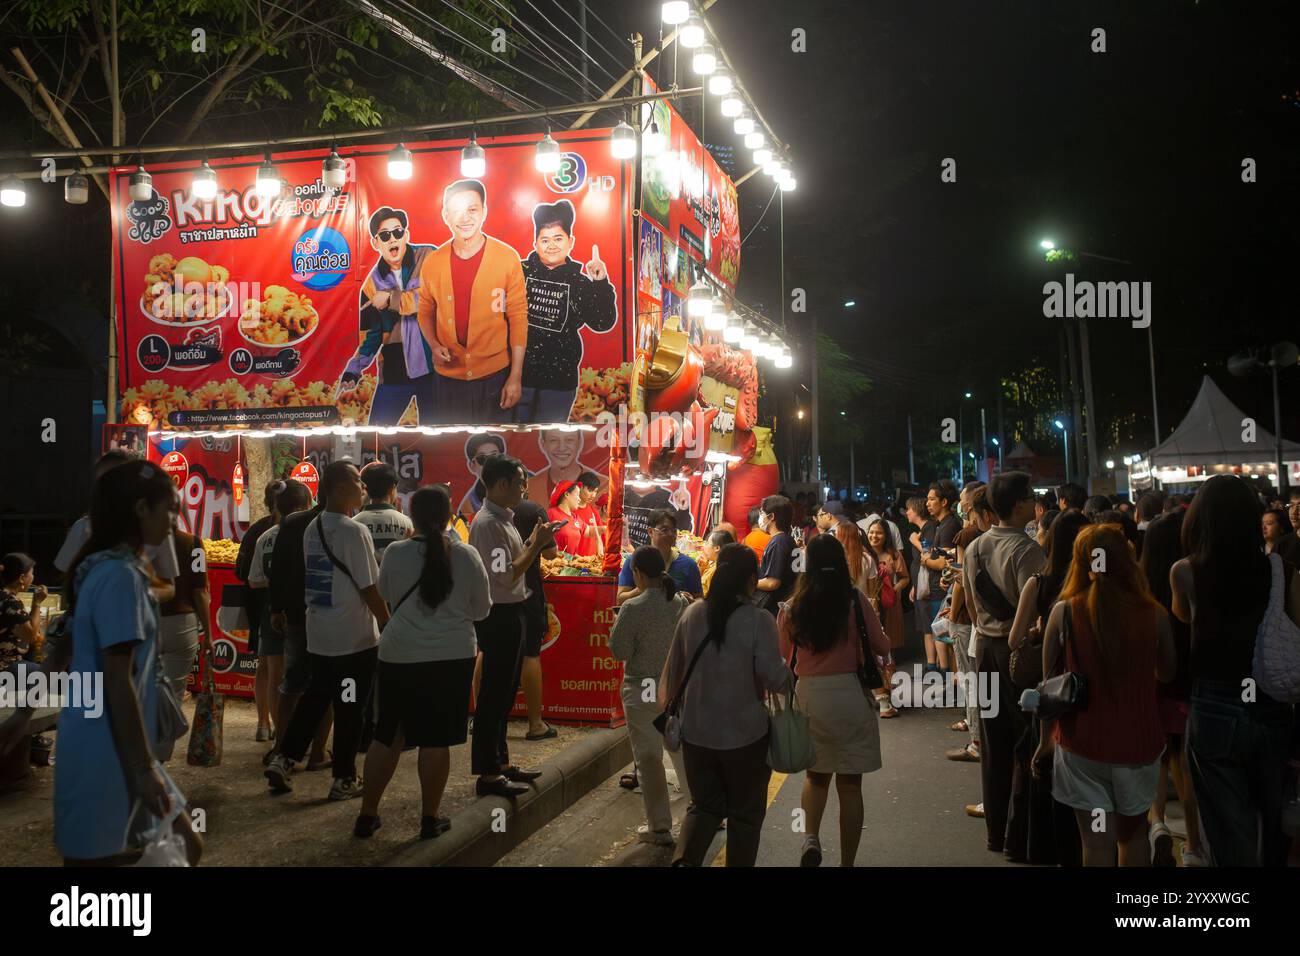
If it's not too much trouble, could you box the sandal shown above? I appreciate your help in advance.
[619,771,639,790]
[879,702,899,718]
[949,719,969,733]
[525,724,558,741]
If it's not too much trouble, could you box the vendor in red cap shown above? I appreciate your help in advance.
[546,479,588,555]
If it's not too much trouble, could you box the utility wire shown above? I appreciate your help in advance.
[543,0,626,80]
[430,0,595,101]
[386,0,545,107]
[477,0,608,99]
[741,185,780,246]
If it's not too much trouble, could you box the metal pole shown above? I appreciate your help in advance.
[996,388,1005,473]
[907,412,916,484]
[1147,323,1161,443]
[579,1,589,94]
[849,439,855,501]
[980,406,988,481]
[1079,317,1100,489]
[810,313,820,484]
[1063,427,1071,485]
[1273,363,1288,498]
[1066,321,1085,481]
[957,405,963,483]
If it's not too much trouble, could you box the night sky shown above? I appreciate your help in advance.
[629,0,1300,484]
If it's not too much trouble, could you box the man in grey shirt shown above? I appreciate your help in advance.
[961,470,1042,857]
[467,454,556,798]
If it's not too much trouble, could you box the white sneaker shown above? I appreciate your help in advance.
[1180,845,1207,867]
[1149,821,1175,867]
[328,775,365,801]
[637,824,674,846]
[265,755,294,792]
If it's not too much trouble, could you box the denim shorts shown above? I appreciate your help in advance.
[918,597,946,639]
[279,623,311,696]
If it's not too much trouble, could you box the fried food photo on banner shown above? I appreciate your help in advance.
[120,372,378,429]
[239,284,320,345]
[144,253,232,322]
[571,362,632,421]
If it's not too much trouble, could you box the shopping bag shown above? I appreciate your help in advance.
[187,636,224,767]
[767,685,814,773]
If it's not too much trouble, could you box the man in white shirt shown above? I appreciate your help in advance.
[355,461,413,562]
[468,454,557,797]
[56,449,180,603]
[266,461,389,801]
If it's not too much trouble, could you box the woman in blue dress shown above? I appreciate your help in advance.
[0,459,203,864]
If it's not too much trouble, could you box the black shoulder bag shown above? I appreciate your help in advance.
[852,596,885,691]
[1035,599,1089,720]
[653,634,712,750]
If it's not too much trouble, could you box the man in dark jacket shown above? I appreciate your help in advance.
[512,200,618,424]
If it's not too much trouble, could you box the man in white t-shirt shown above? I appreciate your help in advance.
[266,461,389,801]
[355,461,413,562]
[55,449,181,603]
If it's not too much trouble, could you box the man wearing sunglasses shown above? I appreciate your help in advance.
[455,432,506,525]
[339,206,438,425]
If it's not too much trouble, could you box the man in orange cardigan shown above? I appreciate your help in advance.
[416,179,528,423]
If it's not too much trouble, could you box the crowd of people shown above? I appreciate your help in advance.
[1,447,1298,869]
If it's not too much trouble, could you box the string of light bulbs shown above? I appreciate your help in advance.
[659,1,795,192]
[0,89,694,209]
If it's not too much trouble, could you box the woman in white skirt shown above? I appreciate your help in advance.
[778,533,892,866]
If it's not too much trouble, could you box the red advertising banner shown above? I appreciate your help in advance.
[510,576,622,726]
[147,433,245,541]
[111,131,634,430]
[194,563,257,699]
[640,75,741,290]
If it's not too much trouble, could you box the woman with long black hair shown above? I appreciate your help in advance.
[778,534,890,866]
[660,542,791,866]
[0,460,202,865]
[1171,474,1300,866]
[355,485,491,839]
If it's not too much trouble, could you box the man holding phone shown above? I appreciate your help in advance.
[468,455,558,797]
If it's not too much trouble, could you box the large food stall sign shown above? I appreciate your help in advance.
[111,131,634,430]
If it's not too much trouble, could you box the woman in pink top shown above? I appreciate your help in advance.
[778,534,891,867]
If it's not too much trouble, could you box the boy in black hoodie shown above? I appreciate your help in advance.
[512,200,618,424]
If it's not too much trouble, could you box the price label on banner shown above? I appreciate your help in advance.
[291,460,319,500]
[232,462,245,505]
[160,451,189,488]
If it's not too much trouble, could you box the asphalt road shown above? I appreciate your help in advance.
[499,696,1016,868]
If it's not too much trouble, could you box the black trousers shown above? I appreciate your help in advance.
[279,646,377,780]
[674,735,772,867]
[976,636,1021,851]
[472,601,525,775]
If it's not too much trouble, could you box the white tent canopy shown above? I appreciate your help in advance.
[1140,375,1300,480]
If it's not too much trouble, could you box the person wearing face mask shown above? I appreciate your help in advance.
[415,180,528,423]
[512,200,618,424]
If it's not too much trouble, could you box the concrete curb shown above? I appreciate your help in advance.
[383,727,631,867]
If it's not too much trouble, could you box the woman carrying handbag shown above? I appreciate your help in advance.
[777,534,891,867]
[659,544,791,867]
[1032,524,1176,866]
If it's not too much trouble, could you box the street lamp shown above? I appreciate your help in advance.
[1054,417,1071,483]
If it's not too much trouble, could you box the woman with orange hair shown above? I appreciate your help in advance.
[1030,523,1177,866]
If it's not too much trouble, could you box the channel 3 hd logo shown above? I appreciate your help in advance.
[545,153,587,193]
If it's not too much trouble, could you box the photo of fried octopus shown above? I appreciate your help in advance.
[239,284,320,346]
